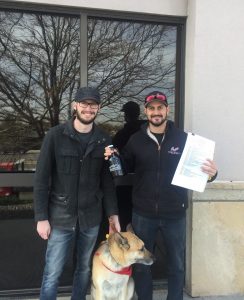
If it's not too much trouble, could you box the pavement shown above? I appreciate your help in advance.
[1,282,243,300]
[4,290,243,300]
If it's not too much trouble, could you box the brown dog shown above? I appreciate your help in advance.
[91,226,155,300]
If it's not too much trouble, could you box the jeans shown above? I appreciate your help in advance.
[132,212,186,300]
[40,225,99,300]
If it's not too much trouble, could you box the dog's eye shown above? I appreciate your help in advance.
[139,246,145,252]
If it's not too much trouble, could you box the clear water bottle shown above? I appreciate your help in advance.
[108,145,124,177]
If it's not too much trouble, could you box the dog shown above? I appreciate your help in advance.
[91,225,155,300]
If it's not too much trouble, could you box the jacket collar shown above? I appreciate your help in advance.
[63,119,108,156]
[63,118,77,137]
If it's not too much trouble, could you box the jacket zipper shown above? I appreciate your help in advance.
[146,128,165,215]
[155,134,165,214]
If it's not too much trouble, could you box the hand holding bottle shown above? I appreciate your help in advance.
[105,145,124,177]
[104,146,118,160]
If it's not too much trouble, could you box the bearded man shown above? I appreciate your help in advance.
[34,86,120,300]
[105,90,218,300]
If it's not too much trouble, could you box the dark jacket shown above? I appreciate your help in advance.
[34,119,118,230]
[122,121,188,218]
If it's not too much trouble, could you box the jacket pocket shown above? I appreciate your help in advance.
[161,185,188,210]
[49,193,72,223]
[50,193,69,206]
[57,149,79,174]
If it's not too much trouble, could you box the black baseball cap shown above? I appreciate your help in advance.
[75,87,101,104]
[121,101,140,115]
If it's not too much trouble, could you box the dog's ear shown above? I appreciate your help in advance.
[114,232,130,250]
[126,223,135,234]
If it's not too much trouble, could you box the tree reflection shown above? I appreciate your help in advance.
[0,11,80,146]
[0,11,176,153]
[88,19,176,125]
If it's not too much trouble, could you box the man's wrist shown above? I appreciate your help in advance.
[208,171,218,182]
[108,215,118,221]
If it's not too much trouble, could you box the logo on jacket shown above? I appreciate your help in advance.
[168,146,181,155]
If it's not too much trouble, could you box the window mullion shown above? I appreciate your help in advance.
[80,13,88,86]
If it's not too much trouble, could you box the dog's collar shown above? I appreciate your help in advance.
[103,264,132,276]
[95,252,132,276]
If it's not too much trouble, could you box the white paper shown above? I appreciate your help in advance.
[171,133,215,192]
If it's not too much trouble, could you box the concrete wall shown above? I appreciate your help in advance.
[184,1,244,297]
[186,182,244,297]
[185,0,244,181]
[14,0,187,16]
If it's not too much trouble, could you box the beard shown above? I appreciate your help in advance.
[75,110,97,125]
[148,115,167,127]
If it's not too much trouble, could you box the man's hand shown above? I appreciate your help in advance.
[108,215,121,233]
[201,158,218,178]
[104,146,118,160]
[37,220,51,240]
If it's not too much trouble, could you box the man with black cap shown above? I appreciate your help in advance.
[34,86,120,300]
[105,90,218,300]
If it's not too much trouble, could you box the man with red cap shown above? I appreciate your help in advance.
[105,90,217,300]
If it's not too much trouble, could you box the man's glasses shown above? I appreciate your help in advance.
[78,102,99,109]
[145,94,167,103]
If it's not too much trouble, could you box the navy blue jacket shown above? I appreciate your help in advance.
[34,119,118,230]
[122,121,188,218]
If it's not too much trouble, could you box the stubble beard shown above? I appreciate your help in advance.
[149,115,167,127]
[76,110,97,125]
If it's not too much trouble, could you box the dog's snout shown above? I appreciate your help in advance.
[147,252,156,264]
[136,257,154,265]
[136,249,156,265]
[151,253,156,263]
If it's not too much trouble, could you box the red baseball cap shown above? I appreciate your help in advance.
[144,91,168,107]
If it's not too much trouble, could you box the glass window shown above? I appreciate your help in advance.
[0,13,179,172]
[0,7,184,294]
[0,11,80,172]
[0,10,79,292]
[87,18,177,135]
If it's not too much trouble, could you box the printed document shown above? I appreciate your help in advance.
[171,133,215,192]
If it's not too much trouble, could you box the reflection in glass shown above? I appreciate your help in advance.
[0,11,180,293]
[0,186,33,219]
[88,18,177,134]
[0,11,80,171]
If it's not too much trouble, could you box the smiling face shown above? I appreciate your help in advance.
[74,99,100,125]
[144,100,169,128]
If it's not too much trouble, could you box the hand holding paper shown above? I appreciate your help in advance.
[171,133,215,192]
[201,158,218,179]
